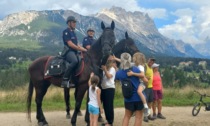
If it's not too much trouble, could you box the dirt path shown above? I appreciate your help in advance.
[0,107,209,126]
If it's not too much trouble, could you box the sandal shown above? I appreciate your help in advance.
[101,122,108,126]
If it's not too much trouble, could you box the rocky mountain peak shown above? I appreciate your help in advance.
[95,6,159,36]
[0,11,39,34]
[0,7,204,58]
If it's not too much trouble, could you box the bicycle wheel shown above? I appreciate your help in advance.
[192,103,201,116]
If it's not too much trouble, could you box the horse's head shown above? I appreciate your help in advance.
[100,21,116,57]
[113,32,139,58]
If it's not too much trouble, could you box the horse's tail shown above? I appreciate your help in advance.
[27,78,34,122]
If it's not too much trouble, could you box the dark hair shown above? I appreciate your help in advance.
[91,75,100,91]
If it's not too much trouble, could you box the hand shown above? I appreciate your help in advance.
[90,72,94,77]
[146,76,151,80]
[127,70,134,76]
[81,47,87,52]
[101,65,106,71]
[78,45,87,52]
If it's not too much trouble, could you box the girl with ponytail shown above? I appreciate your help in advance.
[88,72,103,126]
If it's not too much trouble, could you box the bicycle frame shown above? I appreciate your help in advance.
[192,90,210,116]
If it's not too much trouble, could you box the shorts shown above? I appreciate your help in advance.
[139,83,146,90]
[124,101,144,112]
[144,88,154,103]
[153,90,163,100]
[88,104,99,115]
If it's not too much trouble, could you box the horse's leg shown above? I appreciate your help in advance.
[74,87,83,116]
[85,90,90,124]
[71,83,87,126]
[64,88,71,119]
[35,80,50,126]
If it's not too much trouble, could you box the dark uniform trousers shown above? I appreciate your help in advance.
[63,51,78,80]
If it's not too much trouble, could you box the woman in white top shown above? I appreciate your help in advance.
[88,72,103,126]
[101,57,116,126]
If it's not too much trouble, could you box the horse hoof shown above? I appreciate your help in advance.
[77,111,83,116]
[98,117,104,122]
[38,122,49,126]
[66,114,71,119]
[71,123,76,126]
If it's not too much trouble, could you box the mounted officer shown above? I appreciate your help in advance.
[61,16,87,88]
[82,28,96,50]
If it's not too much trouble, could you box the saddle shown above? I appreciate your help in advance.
[44,53,84,79]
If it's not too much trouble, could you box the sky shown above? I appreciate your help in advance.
[1,0,210,46]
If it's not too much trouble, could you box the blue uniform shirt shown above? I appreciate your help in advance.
[82,36,95,49]
[62,28,78,52]
[115,66,144,102]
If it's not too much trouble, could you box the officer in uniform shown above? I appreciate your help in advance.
[82,28,95,50]
[61,16,87,88]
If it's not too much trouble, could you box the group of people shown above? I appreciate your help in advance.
[88,52,166,126]
[61,15,166,126]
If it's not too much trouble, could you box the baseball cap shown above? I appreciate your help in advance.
[151,63,159,68]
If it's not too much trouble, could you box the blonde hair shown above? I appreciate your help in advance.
[132,52,146,66]
[91,75,100,91]
[120,53,132,70]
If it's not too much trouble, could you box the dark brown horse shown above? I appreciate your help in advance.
[63,31,140,123]
[112,32,139,58]
[27,21,116,126]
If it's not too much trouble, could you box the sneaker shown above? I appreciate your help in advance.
[143,116,149,122]
[61,80,69,88]
[148,115,155,120]
[157,113,166,119]
[144,108,150,116]
[153,114,157,119]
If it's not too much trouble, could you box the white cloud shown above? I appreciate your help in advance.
[1,0,210,47]
[159,5,210,45]
[140,8,168,19]
[0,0,166,20]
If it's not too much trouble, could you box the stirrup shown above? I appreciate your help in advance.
[61,80,69,88]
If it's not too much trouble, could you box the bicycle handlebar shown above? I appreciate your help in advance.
[194,90,210,97]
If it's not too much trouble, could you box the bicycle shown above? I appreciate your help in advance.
[192,90,210,116]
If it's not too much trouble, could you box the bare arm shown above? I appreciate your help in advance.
[127,71,144,78]
[113,55,121,63]
[127,71,148,84]
[67,40,87,52]
[88,72,94,87]
[101,66,113,79]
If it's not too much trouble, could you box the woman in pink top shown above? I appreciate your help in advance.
[151,63,166,119]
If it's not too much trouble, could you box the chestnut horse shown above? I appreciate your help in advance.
[27,21,116,126]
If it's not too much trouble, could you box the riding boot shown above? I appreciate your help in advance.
[61,63,75,88]
[61,78,69,88]
[61,65,71,88]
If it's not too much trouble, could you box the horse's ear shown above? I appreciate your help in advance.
[101,21,105,30]
[125,31,129,39]
[111,21,115,30]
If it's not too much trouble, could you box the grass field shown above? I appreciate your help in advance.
[1,84,210,112]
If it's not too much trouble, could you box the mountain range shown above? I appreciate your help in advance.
[0,6,209,59]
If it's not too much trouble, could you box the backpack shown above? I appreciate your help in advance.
[121,69,133,98]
